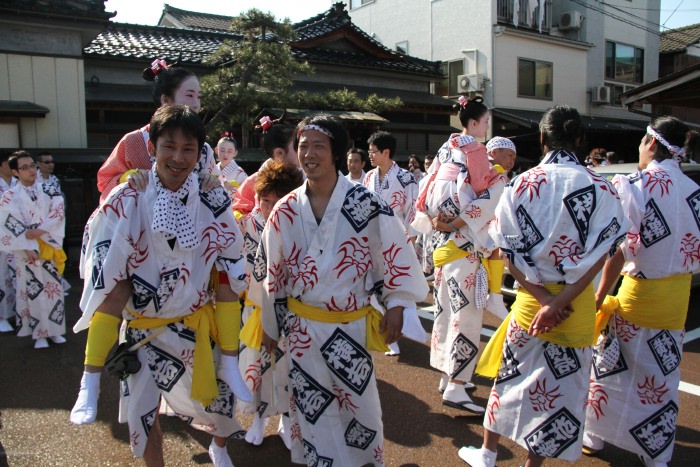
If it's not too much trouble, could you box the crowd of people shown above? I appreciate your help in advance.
[1,57,698,467]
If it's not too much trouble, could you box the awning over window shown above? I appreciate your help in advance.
[0,100,49,118]
[492,107,646,132]
[620,63,700,109]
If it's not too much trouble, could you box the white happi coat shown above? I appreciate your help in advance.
[238,206,289,417]
[76,172,247,457]
[585,159,700,463]
[218,161,247,203]
[363,161,418,234]
[426,136,506,381]
[345,171,365,185]
[486,150,628,461]
[0,176,17,321]
[250,174,428,467]
[0,182,65,339]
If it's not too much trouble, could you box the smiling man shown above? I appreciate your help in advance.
[250,114,428,467]
[71,105,250,467]
[0,150,66,347]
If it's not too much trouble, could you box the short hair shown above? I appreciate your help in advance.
[8,150,34,171]
[408,154,421,166]
[347,147,368,166]
[424,153,435,162]
[255,160,304,198]
[0,149,13,164]
[37,151,52,162]
[298,114,349,170]
[148,105,205,151]
[367,131,396,159]
[539,105,584,154]
[142,64,197,107]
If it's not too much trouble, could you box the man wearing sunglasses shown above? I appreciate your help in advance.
[36,151,61,190]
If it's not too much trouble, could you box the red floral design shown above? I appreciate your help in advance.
[180,349,195,367]
[245,359,262,391]
[201,222,237,263]
[507,319,530,347]
[326,293,359,312]
[463,272,476,290]
[1,235,11,246]
[637,375,670,405]
[334,237,373,281]
[615,314,639,343]
[332,382,359,415]
[627,231,641,257]
[486,388,500,425]
[529,378,561,412]
[374,445,385,465]
[287,316,312,358]
[190,288,209,312]
[283,242,302,280]
[126,229,149,269]
[267,261,286,294]
[130,431,140,447]
[390,190,406,210]
[100,186,138,219]
[464,205,482,219]
[514,167,548,201]
[383,242,410,290]
[586,380,609,420]
[586,169,619,199]
[49,202,65,221]
[291,256,318,292]
[291,423,303,442]
[644,168,673,197]
[43,280,62,300]
[268,193,298,233]
[680,233,700,269]
[548,235,582,266]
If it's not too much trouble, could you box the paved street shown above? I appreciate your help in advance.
[1,267,699,466]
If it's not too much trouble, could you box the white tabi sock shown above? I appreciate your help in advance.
[217,355,252,403]
[443,381,467,402]
[438,373,449,392]
[244,413,269,446]
[278,415,292,450]
[457,446,497,467]
[70,372,101,425]
[208,439,234,467]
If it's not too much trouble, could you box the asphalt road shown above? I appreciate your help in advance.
[1,268,699,466]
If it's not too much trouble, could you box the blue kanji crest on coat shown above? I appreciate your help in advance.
[341,185,392,233]
[321,328,373,395]
[563,185,596,245]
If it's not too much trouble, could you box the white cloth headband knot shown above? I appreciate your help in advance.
[300,124,334,139]
[647,126,685,161]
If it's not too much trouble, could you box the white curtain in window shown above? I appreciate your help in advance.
[527,0,537,27]
[513,0,519,27]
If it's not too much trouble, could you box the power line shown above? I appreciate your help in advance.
[662,0,685,28]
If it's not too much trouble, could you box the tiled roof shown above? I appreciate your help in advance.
[84,23,241,65]
[0,0,114,21]
[161,3,233,32]
[660,23,700,54]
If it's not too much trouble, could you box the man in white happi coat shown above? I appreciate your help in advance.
[0,151,18,332]
[70,105,251,467]
[345,148,367,184]
[0,151,66,347]
[36,151,61,190]
[251,115,428,467]
[363,130,418,356]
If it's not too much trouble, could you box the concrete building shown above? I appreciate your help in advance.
[348,0,661,161]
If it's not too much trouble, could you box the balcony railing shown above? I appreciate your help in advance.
[497,0,552,33]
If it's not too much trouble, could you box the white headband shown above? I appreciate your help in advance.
[300,124,334,139]
[647,126,684,161]
[486,136,516,154]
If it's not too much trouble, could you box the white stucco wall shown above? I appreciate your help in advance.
[0,53,87,148]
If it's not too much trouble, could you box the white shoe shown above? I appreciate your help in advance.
[50,335,66,344]
[70,372,101,425]
[485,293,509,320]
[217,355,253,402]
[34,338,49,349]
[384,341,400,356]
[0,318,13,332]
[244,413,268,446]
[457,446,496,467]
[208,439,234,467]
[278,415,292,450]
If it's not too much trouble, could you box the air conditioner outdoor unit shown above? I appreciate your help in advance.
[457,73,484,93]
[592,85,611,105]
[559,11,583,31]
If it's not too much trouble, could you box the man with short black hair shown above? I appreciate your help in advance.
[36,151,60,189]
[0,150,66,347]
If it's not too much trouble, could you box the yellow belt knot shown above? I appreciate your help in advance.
[240,298,263,349]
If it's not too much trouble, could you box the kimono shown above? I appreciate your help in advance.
[218,161,247,203]
[363,161,418,234]
[345,171,365,185]
[485,150,628,461]
[0,181,65,339]
[76,171,247,457]
[585,159,700,464]
[36,173,61,190]
[0,177,17,322]
[426,136,505,382]
[97,125,218,201]
[237,206,289,417]
[250,175,429,467]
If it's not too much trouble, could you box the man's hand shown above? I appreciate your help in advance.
[262,330,278,355]
[126,169,149,192]
[199,173,221,192]
[528,303,572,336]
[380,306,404,345]
[25,229,47,240]
[24,249,39,262]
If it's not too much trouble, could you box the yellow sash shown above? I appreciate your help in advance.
[228,180,240,189]
[119,169,139,184]
[239,298,263,349]
[595,274,690,334]
[476,283,596,378]
[128,303,219,407]
[287,297,389,352]
[433,240,470,267]
[37,238,67,276]
[233,210,244,220]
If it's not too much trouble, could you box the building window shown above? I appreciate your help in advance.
[437,59,464,97]
[396,41,408,55]
[605,41,644,84]
[350,0,374,9]
[517,58,552,99]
